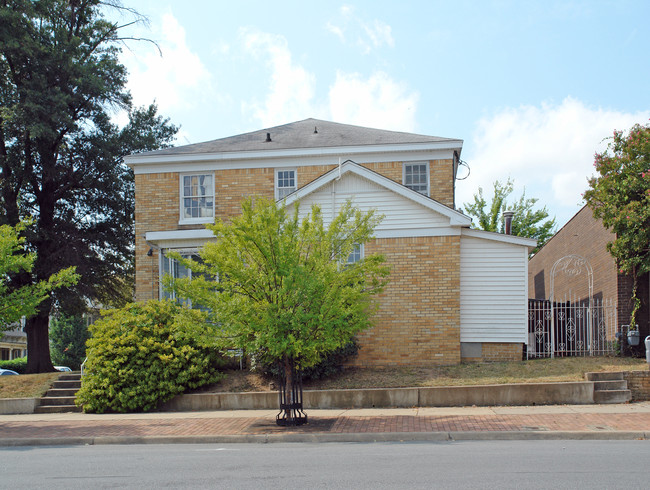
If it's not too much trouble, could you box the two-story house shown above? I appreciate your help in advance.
[126,118,535,366]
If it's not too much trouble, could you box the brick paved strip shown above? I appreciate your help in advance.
[1,413,649,440]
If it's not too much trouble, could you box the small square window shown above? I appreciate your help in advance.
[346,244,363,265]
[403,163,429,196]
[276,169,297,199]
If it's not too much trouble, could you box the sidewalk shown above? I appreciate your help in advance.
[1,402,650,446]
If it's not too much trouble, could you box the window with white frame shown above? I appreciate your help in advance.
[403,162,429,196]
[275,169,297,199]
[180,173,214,223]
[346,243,363,265]
[160,249,202,302]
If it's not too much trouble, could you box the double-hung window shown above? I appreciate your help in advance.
[403,162,429,196]
[180,173,214,223]
[160,249,199,301]
[275,169,297,199]
[346,243,363,265]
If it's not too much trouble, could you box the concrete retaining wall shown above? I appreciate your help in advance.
[0,398,38,415]
[158,382,595,412]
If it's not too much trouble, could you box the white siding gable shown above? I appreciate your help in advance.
[293,172,454,238]
[460,235,528,342]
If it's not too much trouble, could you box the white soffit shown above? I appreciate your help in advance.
[126,145,459,175]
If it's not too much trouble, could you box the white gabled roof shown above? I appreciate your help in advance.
[283,161,471,229]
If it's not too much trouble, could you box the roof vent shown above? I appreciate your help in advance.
[314,126,318,134]
[265,132,272,142]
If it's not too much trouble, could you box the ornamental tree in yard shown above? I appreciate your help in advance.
[168,197,390,425]
[584,122,650,330]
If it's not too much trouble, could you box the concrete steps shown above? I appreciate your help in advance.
[586,372,632,404]
[35,372,82,413]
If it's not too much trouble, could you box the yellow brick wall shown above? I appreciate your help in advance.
[351,235,461,366]
[134,159,459,362]
[461,342,523,363]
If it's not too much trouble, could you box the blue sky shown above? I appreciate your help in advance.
[112,0,650,228]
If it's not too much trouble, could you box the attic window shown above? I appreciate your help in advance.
[403,162,429,196]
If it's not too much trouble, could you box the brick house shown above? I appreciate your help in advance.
[126,119,535,366]
[528,205,649,346]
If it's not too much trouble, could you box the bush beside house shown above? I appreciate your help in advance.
[76,301,224,413]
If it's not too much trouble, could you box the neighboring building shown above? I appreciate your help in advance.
[126,119,535,366]
[1,321,27,360]
[528,205,649,343]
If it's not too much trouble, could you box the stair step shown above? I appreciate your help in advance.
[585,372,624,382]
[593,389,632,404]
[39,396,78,406]
[57,373,81,381]
[594,380,627,391]
[34,405,82,414]
[52,380,81,389]
[45,388,79,397]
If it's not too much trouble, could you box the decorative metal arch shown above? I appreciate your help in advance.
[549,254,594,357]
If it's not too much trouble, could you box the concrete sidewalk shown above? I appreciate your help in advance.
[1,402,650,446]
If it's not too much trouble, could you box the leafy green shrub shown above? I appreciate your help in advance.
[50,314,90,370]
[255,340,359,381]
[76,301,224,413]
[0,357,27,374]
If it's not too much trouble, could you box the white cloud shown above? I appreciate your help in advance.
[457,97,650,226]
[329,71,418,132]
[121,12,213,115]
[238,29,417,132]
[240,28,321,127]
[327,6,394,54]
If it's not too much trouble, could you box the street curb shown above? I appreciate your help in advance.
[1,431,647,447]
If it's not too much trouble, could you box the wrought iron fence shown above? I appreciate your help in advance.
[527,297,617,358]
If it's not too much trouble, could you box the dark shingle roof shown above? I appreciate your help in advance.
[137,118,461,156]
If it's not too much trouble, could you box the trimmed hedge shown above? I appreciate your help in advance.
[75,301,224,413]
[0,357,27,374]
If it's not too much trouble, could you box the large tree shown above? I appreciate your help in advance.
[584,122,650,330]
[461,178,557,254]
[0,0,178,372]
[168,198,390,425]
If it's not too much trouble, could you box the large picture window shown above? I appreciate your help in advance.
[180,173,214,223]
[403,162,429,196]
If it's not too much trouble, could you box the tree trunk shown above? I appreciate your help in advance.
[276,356,307,426]
[25,301,55,374]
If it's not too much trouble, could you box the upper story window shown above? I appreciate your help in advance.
[403,162,429,196]
[180,173,214,224]
[275,169,297,200]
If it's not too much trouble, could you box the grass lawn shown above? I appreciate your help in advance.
[2,357,647,398]
[204,356,649,393]
[0,372,60,399]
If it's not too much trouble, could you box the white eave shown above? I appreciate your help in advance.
[125,140,463,170]
[461,228,537,251]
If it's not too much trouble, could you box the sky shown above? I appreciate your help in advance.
[110,0,650,228]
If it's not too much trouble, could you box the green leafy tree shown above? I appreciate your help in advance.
[168,198,390,421]
[584,122,650,330]
[49,314,91,370]
[1,221,78,328]
[461,178,557,254]
[0,0,178,372]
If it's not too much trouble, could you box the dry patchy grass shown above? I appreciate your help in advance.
[202,356,648,393]
[0,372,60,399]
